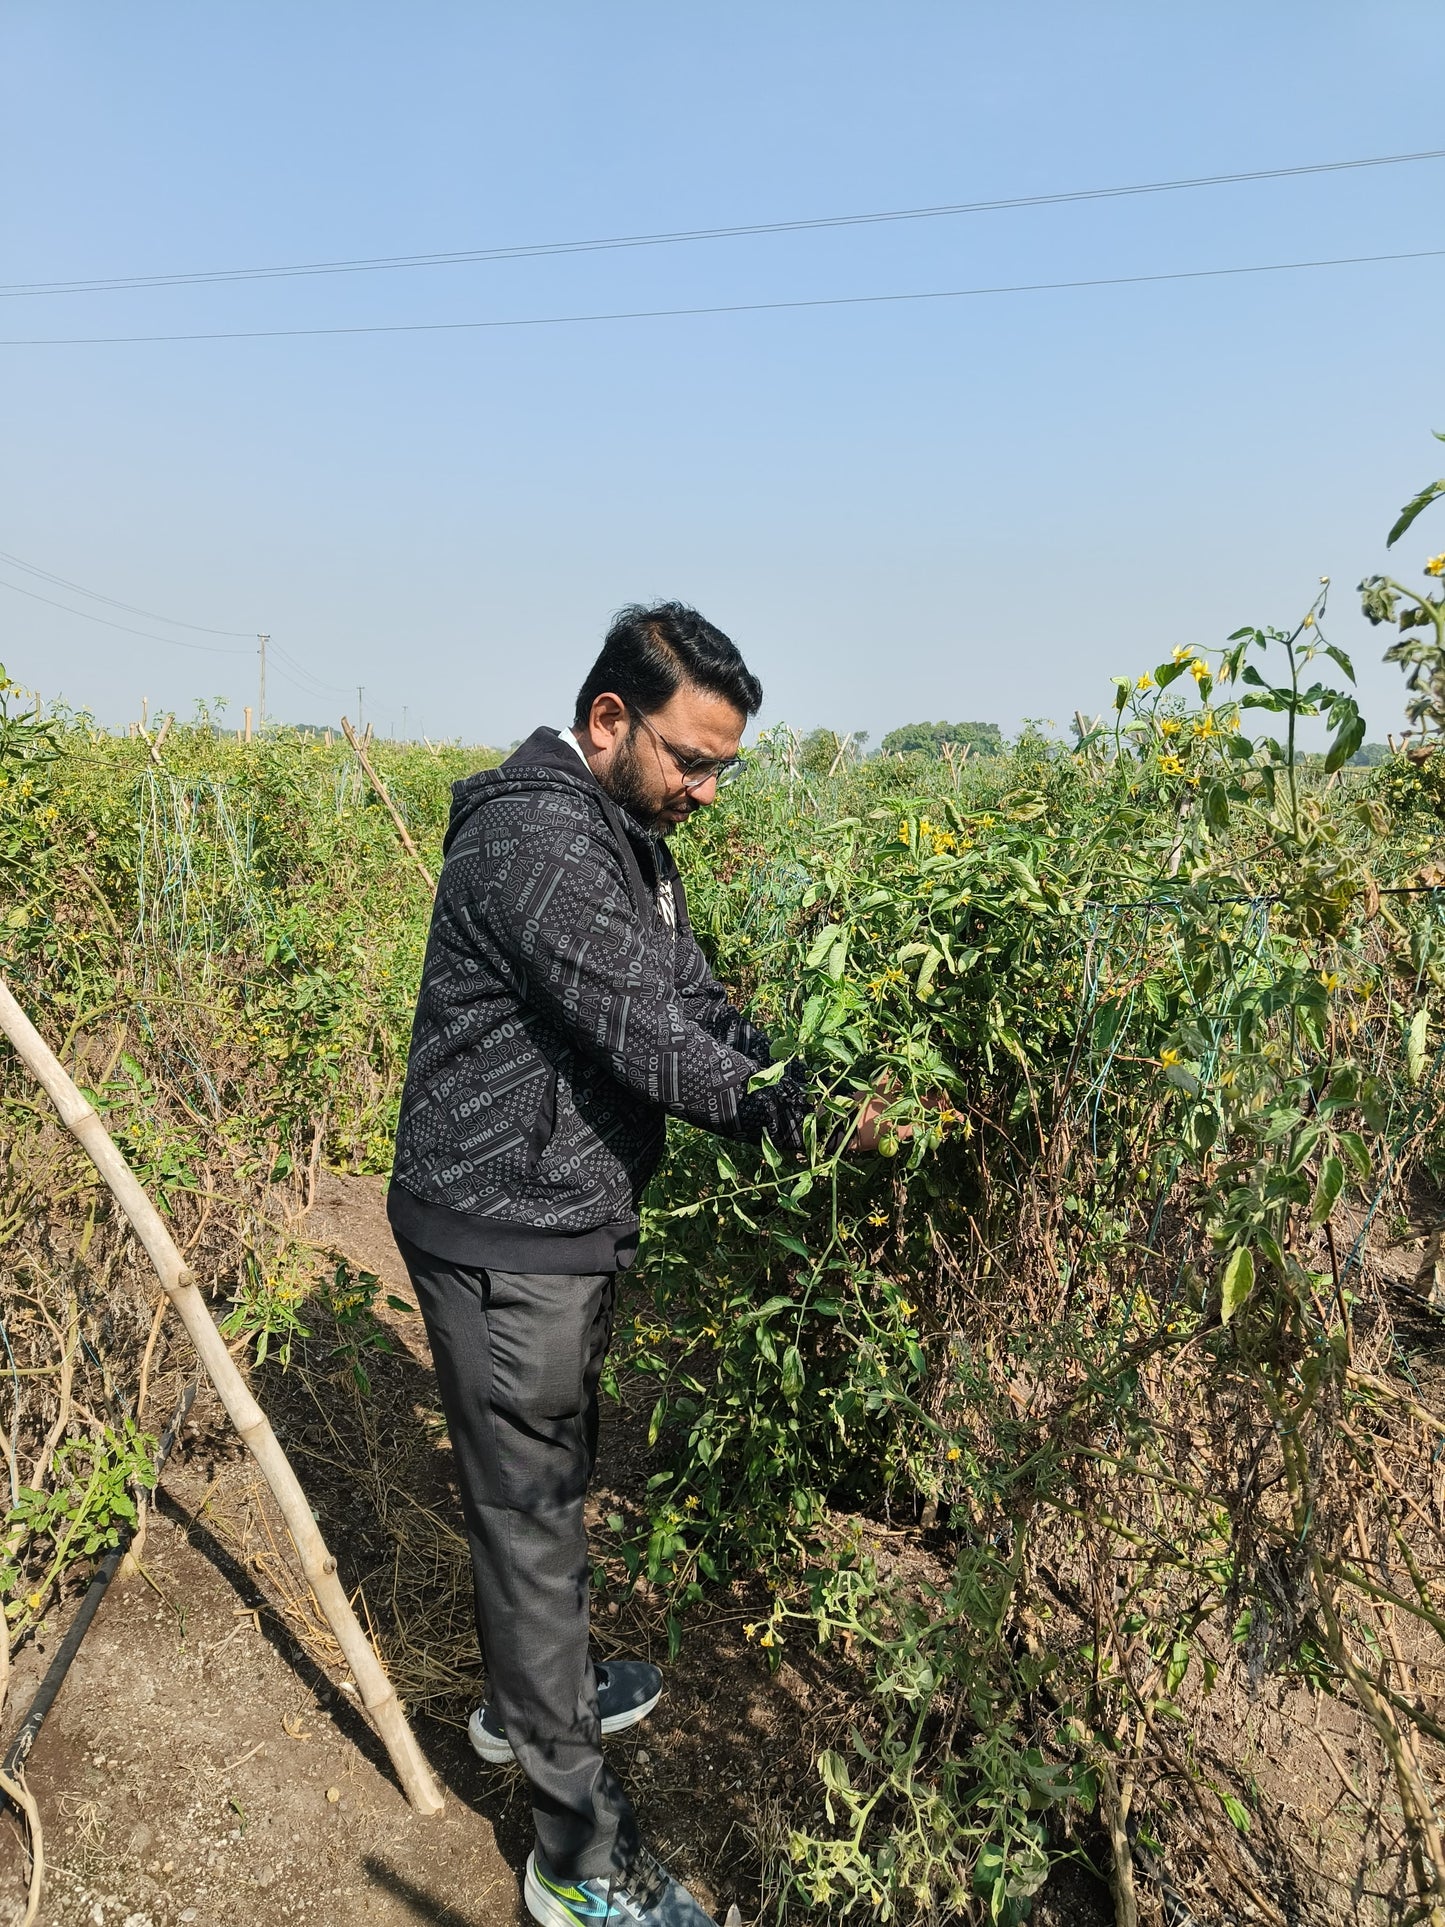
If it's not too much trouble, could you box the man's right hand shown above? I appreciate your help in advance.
[851,1083,910,1155]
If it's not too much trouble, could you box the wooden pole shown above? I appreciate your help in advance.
[340,717,436,892]
[825,732,854,779]
[0,978,444,1817]
[243,706,253,744]
[138,714,172,771]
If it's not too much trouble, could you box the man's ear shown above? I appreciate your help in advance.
[583,692,630,754]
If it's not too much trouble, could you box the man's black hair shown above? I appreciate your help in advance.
[573,602,763,728]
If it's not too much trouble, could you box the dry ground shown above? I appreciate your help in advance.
[5,1176,1093,1927]
[4,1175,1439,1925]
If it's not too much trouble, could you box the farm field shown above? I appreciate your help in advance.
[2,526,1445,1924]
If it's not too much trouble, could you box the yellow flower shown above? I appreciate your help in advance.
[684,1495,700,1511]
[1188,658,1209,682]
[759,1631,776,1649]
[1319,971,1342,992]
[1186,772,1201,788]
[1425,553,1445,577]
[897,823,910,845]
[1160,1048,1181,1068]
[977,814,995,829]
[1172,645,1193,663]
[744,1622,759,1641]
[1224,713,1241,731]
[1303,613,1315,628]
[945,1445,962,1462]
[897,1300,915,1319]
[868,1212,889,1226]
[1136,673,1154,691]
[1159,718,1182,737]
[931,831,957,854]
[1192,714,1216,738]
[1157,753,1185,776]
[26,1592,42,1612]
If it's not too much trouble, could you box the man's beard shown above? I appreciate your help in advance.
[600,726,676,836]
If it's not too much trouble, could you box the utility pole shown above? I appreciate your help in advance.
[357,685,364,733]
[258,635,269,732]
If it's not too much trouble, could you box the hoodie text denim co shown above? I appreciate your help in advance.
[388,728,811,1273]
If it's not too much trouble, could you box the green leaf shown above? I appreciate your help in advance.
[1324,643,1356,683]
[1203,783,1230,830]
[780,1345,805,1400]
[1324,711,1365,773]
[1219,1792,1252,1835]
[1155,660,1186,688]
[1337,1131,1372,1182]
[1408,1007,1430,1085]
[1386,477,1445,548]
[805,924,842,970]
[771,1232,810,1259]
[1219,1247,1255,1324]
[1309,1155,1344,1226]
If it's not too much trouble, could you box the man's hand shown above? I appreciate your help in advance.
[850,1080,911,1155]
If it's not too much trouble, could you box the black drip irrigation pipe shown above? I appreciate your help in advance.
[0,1377,198,1806]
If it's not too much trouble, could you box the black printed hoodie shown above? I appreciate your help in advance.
[388,727,811,1273]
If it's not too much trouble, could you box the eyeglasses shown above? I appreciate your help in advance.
[629,708,742,792]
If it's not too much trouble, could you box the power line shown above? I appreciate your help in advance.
[266,639,352,697]
[265,656,344,708]
[5,244,1442,349]
[0,547,254,636]
[4,147,1442,299]
[0,575,250,653]
[0,551,357,695]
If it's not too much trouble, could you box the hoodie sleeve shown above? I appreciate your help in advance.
[480,797,812,1151]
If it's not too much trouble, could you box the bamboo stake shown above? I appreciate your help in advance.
[340,716,436,892]
[0,978,444,1817]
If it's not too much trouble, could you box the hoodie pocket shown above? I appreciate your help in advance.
[523,1061,559,1177]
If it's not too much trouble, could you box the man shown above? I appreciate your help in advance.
[390,603,888,1926]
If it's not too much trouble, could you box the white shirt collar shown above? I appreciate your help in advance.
[555,726,590,767]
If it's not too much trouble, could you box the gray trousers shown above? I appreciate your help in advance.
[394,1235,638,1880]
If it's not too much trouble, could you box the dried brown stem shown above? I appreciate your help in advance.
[0,975,444,1818]
[0,1766,44,1927]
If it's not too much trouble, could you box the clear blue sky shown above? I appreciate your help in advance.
[3,4,1443,744]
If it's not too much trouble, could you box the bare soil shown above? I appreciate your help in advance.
[4,1174,1440,1926]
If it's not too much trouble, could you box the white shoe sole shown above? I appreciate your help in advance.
[469,1687,662,1765]
[524,1852,594,1927]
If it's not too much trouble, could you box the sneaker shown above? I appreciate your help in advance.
[524,1846,716,1925]
[469,1659,663,1765]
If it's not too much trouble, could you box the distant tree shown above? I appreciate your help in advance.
[879,720,1004,759]
[801,728,868,775]
[1348,742,1391,767]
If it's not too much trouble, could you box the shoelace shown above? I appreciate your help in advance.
[612,1847,670,1914]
